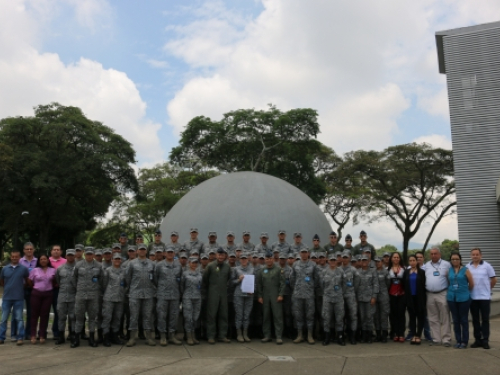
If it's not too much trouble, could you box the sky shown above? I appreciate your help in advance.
[2,0,500,249]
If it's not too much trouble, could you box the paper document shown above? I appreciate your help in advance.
[241,275,255,294]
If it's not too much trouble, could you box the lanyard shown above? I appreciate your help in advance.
[430,260,441,271]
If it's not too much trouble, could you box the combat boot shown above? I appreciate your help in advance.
[243,329,251,342]
[322,331,331,346]
[349,331,357,345]
[365,331,372,344]
[56,335,65,345]
[146,331,156,346]
[88,332,98,347]
[276,337,283,345]
[103,332,111,347]
[186,332,194,346]
[375,330,382,342]
[293,330,304,344]
[192,331,200,345]
[359,330,366,343]
[337,332,346,346]
[70,332,79,348]
[111,331,124,345]
[160,333,167,346]
[237,329,244,343]
[126,330,137,347]
[381,330,388,343]
[80,330,89,340]
[307,330,315,345]
[139,328,146,340]
[97,329,104,344]
[168,332,182,345]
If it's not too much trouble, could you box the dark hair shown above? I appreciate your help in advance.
[407,254,420,270]
[36,254,53,268]
[10,250,21,257]
[51,244,61,251]
[471,247,482,254]
[388,252,405,269]
[415,251,425,258]
[449,251,462,266]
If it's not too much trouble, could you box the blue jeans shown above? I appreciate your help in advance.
[448,299,471,345]
[0,299,25,341]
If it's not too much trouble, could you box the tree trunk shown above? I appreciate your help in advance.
[38,223,50,257]
[402,236,410,263]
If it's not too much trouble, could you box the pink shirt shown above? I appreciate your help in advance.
[29,267,56,292]
[49,257,67,269]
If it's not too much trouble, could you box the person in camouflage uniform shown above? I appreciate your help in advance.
[323,231,344,256]
[255,232,272,254]
[183,228,205,256]
[232,252,254,342]
[322,253,346,346]
[119,233,129,260]
[258,252,285,344]
[290,248,319,344]
[197,253,210,340]
[181,257,203,345]
[119,246,136,340]
[202,248,232,344]
[310,234,322,253]
[125,243,156,347]
[341,251,360,345]
[290,233,308,255]
[101,248,113,270]
[147,229,167,253]
[271,230,291,255]
[73,247,103,348]
[249,252,263,338]
[237,231,255,252]
[223,231,238,254]
[314,251,328,340]
[155,247,182,346]
[278,253,294,338]
[102,253,126,346]
[357,254,379,343]
[55,249,76,345]
[353,230,376,260]
[204,231,220,255]
[374,257,390,342]
[344,234,354,252]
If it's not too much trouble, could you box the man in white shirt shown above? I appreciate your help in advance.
[424,247,452,346]
[466,248,497,349]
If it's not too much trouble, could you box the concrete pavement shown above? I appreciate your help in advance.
[1,318,500,375]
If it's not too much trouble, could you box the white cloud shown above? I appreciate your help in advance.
[413,134,452,150]
[0,0,163,165]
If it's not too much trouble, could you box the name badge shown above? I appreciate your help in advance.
[264,269,268,273]
[29,267,33,272]
[285,280,289,284]
[149,273,154,281]
[120,280,125,287]
[452,284,458,290]
[216,267,219,272]
[92,276,98,283]
[176,277,180,282]
[197,283,201,290]
[346,281,353,287]
[334,285,340,291]
[393,279,400,285]
[305,276,310,282]
[433,271,440,276]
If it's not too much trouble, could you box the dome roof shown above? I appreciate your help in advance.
[160,171,332,246]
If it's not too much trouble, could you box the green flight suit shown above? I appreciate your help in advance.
[258,264,285,339]
[202,260,232,340]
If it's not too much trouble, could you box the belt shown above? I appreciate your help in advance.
[427,289,447,294]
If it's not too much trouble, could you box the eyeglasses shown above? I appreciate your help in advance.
[345,240,352,242]
[451,258,460,261]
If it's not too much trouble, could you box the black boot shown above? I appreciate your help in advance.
[80,330,89,340]
[70,332,80,348]
[103,332,111,347]
[88,332,98,347]
[365,331,372,344]
[111,331,124,345]
[375,330,382,342]
[97,329,104,344]
[381,330,388,343]
[126,330,131,340]
[337,332,346,346]
[322,331,331,346]
[56,335,66,345]
[155,329,160,340]
[139,328,146,340]
[350,331,357,345]
[359,330,365,343]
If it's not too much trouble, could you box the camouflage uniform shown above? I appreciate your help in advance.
[271,241,291,255]
[254,243,272,254]
[290,243,308,255]
[204,242,220,255]
[232,264,255,330]
[250,263,263,335]
[357,268,379,331]
[155,260,182,333]
[353,242,376,259]
[315,263,328,336]
[56,261,76,334]
[165,242,183,257]
[74,259,103,334]
[323,243,344,256]
[237,242,255,252]
[341,264,360,332]
[290,259,319,330]
[280,263,294,333]
[183,239,205,256]
[126,258,156,331]
[374,268,390,331]
[181,268,202,332]
[147,241,166,253]
[322,267,346,333]
[102,266,126,335]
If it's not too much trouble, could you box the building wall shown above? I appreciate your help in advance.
[442,25,500,284]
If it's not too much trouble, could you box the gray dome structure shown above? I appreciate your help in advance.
[160,171,332,246]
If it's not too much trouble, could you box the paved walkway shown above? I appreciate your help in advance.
[1,318,500,375]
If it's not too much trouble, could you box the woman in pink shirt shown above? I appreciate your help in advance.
[28,254,56,344]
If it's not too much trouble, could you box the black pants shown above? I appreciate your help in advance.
[52,288,60,337]
[470,299,490,343]
[389,295,406,337]
[407,295,424,337]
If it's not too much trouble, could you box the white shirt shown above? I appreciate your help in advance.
[424,259,451,292]
[466,261,496,300]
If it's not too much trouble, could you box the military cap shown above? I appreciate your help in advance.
[136,233,143,239]
[208,249,216,255]
[318,252,326,258]
[288,253,295,259]
[226,231,235,237]
[228,252,236,258]
[341,251,351,258]
[295,254,300,260]
[264,251,273,258]
[360,230,367,236]
[328,253,337,261]
[84,247,94,254]
[112,253,122,260]
[383,252,390,257]
[278,229,286,234]
[329,231,337,236]
[216,247,226,254]
[149,250,155,256]
[154,247,163,253]
[260,232,269,239]
[94,249,103,256]
[335,251,342,258]
[179,252,188,258]
[356,255,362,261]
[310,252,318,259]
[120,232,128,238]
[155,229,162,235]
[208,231,217,237]
[300,247,309,253]
[312,234,320,240]
[189,257,199,263]
[293,232,302,238]
[374,257,381,262]
[252,252,259,258]
[243,231,251,235]
[165,247,175,252]
[137,243,147,250]
[103,248,112,254]
[75,244,84,251]
[170,231,179,236]
[345,234,352,240]
[361,255,369,261]
[66,249,76,256]
[272,248,280,253]
[350,257,357,262]
[190,249,199,255]
[234,245,243,251]
[258,253,265,259]
[363,248,371,253]
[128,245,137,252]
[200,254,209,260]
[190,227,198,233]
[240,252,249,259]
[112,243,121,249]
[279,253,287,259]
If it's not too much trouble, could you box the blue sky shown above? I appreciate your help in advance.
[1,0,500,248]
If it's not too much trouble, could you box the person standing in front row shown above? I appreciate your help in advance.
[181,257,203,345]
[357,254,379,344]
[258,252,285,345]
[387,252,406,342]
[56,249,77,345]
[403,255,426,345]
[424,247,452,347]
[467,248,496,349]
[232,252,254,343]
[447,252,474,349]
[19,242,37,341]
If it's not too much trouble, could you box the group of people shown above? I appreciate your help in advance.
[0,228,496,351]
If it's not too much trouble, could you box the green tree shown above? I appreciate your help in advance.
[376,244,398,257]
[0,103,138,254]
[437,239,459,261]
[343,143,456,261]
[170,105,326,203]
